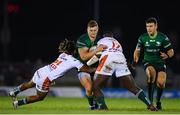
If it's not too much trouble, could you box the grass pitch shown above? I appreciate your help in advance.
[0,96,180,114]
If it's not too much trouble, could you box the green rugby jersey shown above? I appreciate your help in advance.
[76,33,99,64]
[136,32,172,63]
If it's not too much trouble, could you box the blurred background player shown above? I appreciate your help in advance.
[132,17,174,110]
[89,31,156,111]
[76,20,107,110]
[9,39,96,109]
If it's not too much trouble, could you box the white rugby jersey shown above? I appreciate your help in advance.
[97,37,123,56]
[37,53,83,81]
[97,37,126,61]
[95,37,130,76]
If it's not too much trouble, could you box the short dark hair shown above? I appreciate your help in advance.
[103,31,114,37]
[87,20,98,28]
[145,17,157,25]
[59,39,75,54]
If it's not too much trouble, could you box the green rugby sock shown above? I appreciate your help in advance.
[96,96,108,109]
[86,95,93,106]
[156,87,163,102]
[137,90,151,106]
[148,83,155,103]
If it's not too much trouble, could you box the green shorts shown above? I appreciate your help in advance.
[143,61,166,72]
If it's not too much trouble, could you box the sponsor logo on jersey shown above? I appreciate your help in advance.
[145,42,150,46]
[60,57,67,61]
[150,39,155,42]
[156,41,161,46]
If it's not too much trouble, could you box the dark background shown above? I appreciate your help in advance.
[0,0,180,88]
[0,0,179,63]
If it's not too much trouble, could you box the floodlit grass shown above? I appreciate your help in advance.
[0,96,180,114]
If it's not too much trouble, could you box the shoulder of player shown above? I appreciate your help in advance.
[138,33,148,40]
[61,53,78,62]
[76,34,89,47]
[77,34,89,43]
[157,32,168,38]
[78,33,89,41]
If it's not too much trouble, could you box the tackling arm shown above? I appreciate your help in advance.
[86,55,99,66]
[78,47,97,61]
[79,65,96,73]
[78,44,107,61]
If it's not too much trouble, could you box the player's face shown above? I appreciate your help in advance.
[146,23,157,36]
[87,26,98,41]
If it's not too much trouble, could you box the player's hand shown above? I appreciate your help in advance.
[96,44,107,52]
[160,52,169,60]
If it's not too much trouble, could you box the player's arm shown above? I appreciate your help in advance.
[73,57,96,73]
[132,38,143,68]
[78,47,97,61]
[160,36,174,59]
[79,65,96,73]
[132,48,141,69]
[160,49,174,60]
[78,45,106,61]
[133,48,141,63]
[167,49,174,58]
[86,55,99,66]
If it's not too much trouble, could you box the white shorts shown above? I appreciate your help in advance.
[95,53,131,77]
[77,72,91,80]
[32,70,51,92]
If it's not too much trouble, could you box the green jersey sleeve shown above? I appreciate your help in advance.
[162,34,172,51]
[136,35,144,50]
[76,34,89,48]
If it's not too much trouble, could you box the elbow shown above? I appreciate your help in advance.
[80,55,88,61]
[168,49,174,58]
[170,50,174,57]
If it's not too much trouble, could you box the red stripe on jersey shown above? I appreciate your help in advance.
[112,41,115,48]
[96,55,108,72]
[42,77,51,91]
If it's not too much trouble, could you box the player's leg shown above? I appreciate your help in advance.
[12,75,51,109]
[13,89,47,109]
[145,65,156,103]
[9,70,39,99]
[78,72,95,110]
[9,80,35,100]
[92,54,112,110]
[156,71,166,110]
[93,74,109,110]
[118,74,156,111]
[79,75,92,96]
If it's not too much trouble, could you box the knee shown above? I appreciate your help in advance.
[146,66,156,82]
[37,95,46,101]
[85,84,92,95]
[86,83,92,91]
[157,81,165,88]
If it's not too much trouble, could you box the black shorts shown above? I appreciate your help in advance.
[143,61,166,72]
